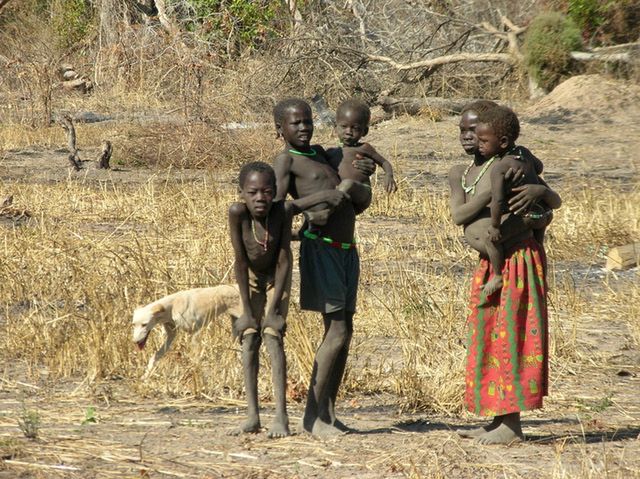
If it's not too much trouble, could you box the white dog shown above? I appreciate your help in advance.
[132,285,240,379]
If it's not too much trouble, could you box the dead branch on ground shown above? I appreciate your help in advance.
[377,95,473,118]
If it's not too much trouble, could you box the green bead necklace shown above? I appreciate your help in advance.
[461,156,497,195]
[288,147,316,157]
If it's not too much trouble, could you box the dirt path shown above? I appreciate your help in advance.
[1,315,638,479]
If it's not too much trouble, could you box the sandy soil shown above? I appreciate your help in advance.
[1,75,639,478]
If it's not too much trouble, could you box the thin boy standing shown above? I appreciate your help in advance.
[272,98,372,438]
[229,161,293,438]
[229,161,346,438]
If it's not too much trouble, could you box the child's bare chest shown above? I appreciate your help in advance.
[241,217,280,272]
[337,147,368,183]
[463,163,493,200]
[290,156,339,195]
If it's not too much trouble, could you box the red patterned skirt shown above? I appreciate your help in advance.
[465,238,548,416]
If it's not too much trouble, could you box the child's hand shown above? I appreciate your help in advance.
[352,154,376,176]
[320,189,351,207]
[504,167,525,188]
[509,184,547,215]
[264,311,286,335]
[384,175,397,193]
[234,312,259,338]
[487,225,501,242]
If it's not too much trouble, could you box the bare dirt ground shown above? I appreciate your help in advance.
[1,75,639,478]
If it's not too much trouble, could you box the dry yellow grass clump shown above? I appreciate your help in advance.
[1,165,638,414]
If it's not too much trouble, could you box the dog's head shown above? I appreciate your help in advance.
[132,304,166,350]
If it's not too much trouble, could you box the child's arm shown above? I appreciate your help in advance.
[509,177,562,214]
[289,189,349,214]
[264,204,293,328]
[519,146,544,175]
[488,164,508,241]
[274,152,292,202]
[228,203,258,337]
[361,143,397,193]
[448,164,491,226]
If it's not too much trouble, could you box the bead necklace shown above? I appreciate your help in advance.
[251,215,269,252]
[461,156,497,195]
[288,147,316,157]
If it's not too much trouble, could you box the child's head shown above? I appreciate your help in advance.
[273,98,314,149]
[335,99,370,146]
[238,161,277,219]
[459,100,500,155]
[475,106,520,159]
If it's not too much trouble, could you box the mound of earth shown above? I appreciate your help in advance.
[525,74,640,124]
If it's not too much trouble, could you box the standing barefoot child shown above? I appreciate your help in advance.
[228,161,293,438]
[272,98,374,437]
[449,101,561,445]
[305,99,397,225]
[229,161,349,438]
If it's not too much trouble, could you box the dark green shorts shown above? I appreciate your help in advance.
[299,236,359,314]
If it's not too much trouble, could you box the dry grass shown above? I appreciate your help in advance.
[1,165,637,414]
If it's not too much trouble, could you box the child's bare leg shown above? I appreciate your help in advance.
[263,331,291,438]
[229,332,261,435]
[483,213,534,295]
[476,412,524,445]
[483,237,504,296]
[302,310,351,438]
[324,313,353,431]
[337,179,372,212]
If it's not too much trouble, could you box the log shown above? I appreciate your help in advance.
[571,50,639,64]
[377,96,474,118]
[605,242,640,270]
[97,140,113,169]
[60,77,93,94]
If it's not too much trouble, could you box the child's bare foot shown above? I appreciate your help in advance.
[475,413,523,445]
[476,423,523,444]
[228,416,261,436]
[311,418,345,438]
[482,275,503,295]
[267,416,291,438]
[305,209,330,226]
[456,417,501,438]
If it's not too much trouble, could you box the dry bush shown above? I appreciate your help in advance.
[110,122,278,169]
[1,0,548,134]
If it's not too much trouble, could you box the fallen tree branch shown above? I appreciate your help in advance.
[377,95,474,117]
[570,50,639,64]
[365,52,514,72]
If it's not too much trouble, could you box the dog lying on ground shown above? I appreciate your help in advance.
[132,285,240,379]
